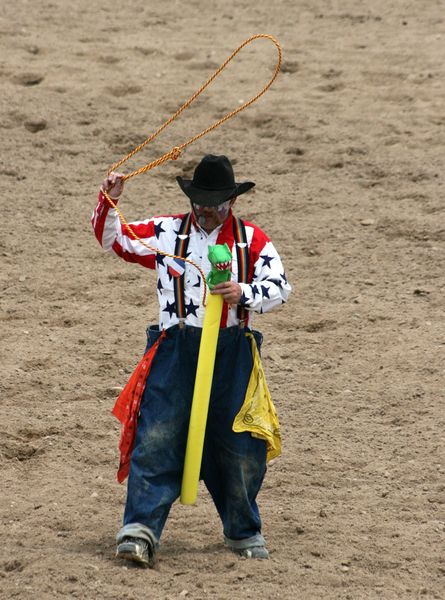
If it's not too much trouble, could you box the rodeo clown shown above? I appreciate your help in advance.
[92,154,291,566]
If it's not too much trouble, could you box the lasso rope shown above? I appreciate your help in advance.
[102,33,282,306]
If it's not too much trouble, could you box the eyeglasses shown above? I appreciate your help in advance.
[192,200,232,214]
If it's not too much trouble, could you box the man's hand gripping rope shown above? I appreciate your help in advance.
[100,173,209,307]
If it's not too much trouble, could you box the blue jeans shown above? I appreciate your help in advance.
[117,325,267,550]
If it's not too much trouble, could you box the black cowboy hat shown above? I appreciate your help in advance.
[176,154,255,206]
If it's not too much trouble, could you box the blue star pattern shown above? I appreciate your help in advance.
[157,279,164,294]
[154,221,166,239]
[239,291,250,306]
[251,284,259,299]
[162,300,176,318]
[260,284,270,299]
[267,277,283,288]
[260,254,274,269]
[156,253,165,266]
[185,299,199,317]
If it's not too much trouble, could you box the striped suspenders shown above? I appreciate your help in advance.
[232,216,250,326]
[174,214,250,326]
[173,213,192,324]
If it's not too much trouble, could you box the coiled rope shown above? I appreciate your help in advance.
[102,33,282,306]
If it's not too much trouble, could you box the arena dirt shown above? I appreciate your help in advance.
[1,1,444,598]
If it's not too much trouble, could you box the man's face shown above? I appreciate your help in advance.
[192,198,236,233]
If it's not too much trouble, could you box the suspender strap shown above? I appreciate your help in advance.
[173,213,192,320]
[232,217,250,324]
[173,214,249,324]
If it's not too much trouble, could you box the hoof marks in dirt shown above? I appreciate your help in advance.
[0,438,43,462]
[187,60,220,71]
[286,147,305,156]
[24,118,47,133]
[270,166,291,175]
[317,82,345,93]
[134,46,159,57]
[26,45,40,55]
[281,61,299,74]
[251,114,273,128]
[17,426,60,439]
[174,50,195,61]
[377,219,444,242]
[107,84,142,98]
[0,427,58,461]
[96,55,121,65]
[322,69,343,79]
[106,131,149,154]
[302,319,337,333]
[338,13,383,24]
[327,161,344,169]
[2,560,24,573]
[0,167,20,178]
[13,72,44,86]
[346,146,368,156]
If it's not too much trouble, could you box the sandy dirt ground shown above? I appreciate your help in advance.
[1,0,444,598]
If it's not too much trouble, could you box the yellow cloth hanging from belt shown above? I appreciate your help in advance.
[232,334,281,461]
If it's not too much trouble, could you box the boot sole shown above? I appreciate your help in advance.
[116,546,154,568]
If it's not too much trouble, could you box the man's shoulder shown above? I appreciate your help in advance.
[152,213,188,221]
[149,213,189,229]
[239,219,271,245]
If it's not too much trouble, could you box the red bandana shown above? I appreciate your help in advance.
[112,331,166,483]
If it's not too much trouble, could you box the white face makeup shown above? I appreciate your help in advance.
[192,199,233,232]
[192,200,232,216]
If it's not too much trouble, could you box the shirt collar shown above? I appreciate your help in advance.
[190,210,234,238]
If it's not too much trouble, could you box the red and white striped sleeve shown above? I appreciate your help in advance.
[91,190,157,269]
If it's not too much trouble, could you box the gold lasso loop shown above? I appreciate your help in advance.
[104,34,282,305]
[109,34,282,180]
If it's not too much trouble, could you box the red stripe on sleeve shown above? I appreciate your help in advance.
[92,191,111,246]
[111,240,156,269]
[121,220,155,239]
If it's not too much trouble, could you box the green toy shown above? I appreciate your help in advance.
[206,243,232,289]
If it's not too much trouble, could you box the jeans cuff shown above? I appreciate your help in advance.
[117,522,159,549]
[224,533,266,550]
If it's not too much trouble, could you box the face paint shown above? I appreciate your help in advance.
[193,200,231,215]
[197,214,207,228]
[215,200,232,218]
[192,199,233,233]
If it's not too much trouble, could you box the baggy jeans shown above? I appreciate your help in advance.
[117,324,267,551]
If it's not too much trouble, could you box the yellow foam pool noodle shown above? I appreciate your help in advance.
[180,293,224,505]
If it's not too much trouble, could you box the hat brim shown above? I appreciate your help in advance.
[176,177,255,206]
